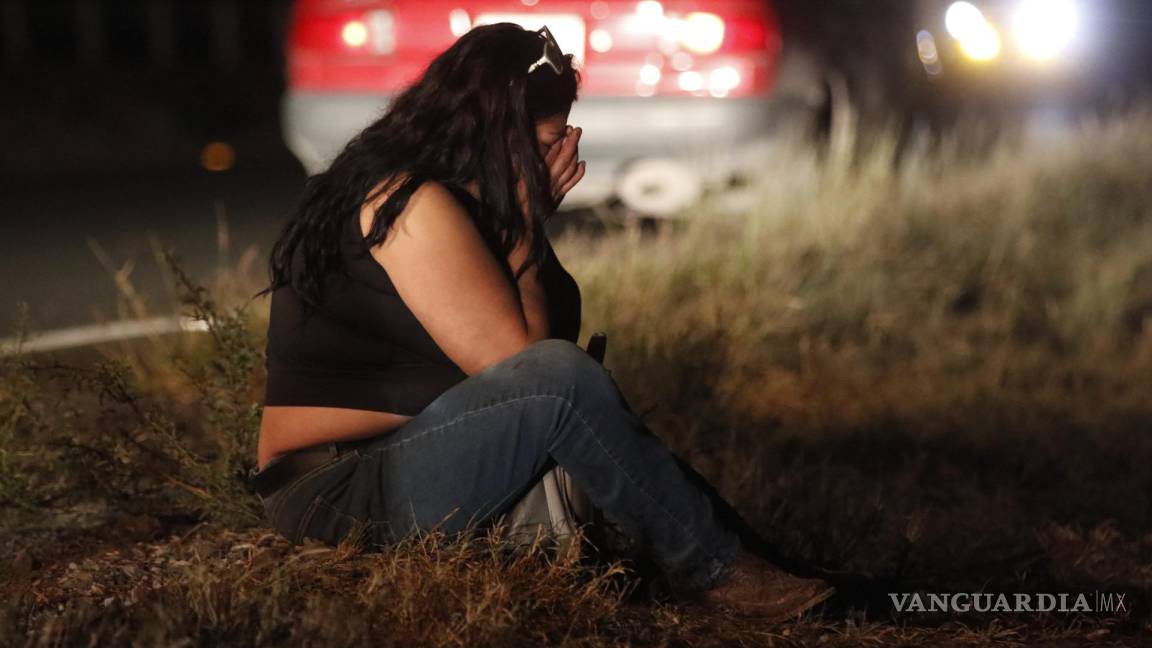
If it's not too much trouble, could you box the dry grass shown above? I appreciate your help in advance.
[5,526,637,647]
[3,109,1152,645]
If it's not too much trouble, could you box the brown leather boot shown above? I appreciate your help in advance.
[698,551,836,621]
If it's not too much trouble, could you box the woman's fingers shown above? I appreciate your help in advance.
[549,130,580,191]
[543,126,574,166]
[554,160,586,202]
[543,126,579,176]
[553,158,579,193]
[551,127,581,176]
[544,137,563,166]
[540,125,584,208]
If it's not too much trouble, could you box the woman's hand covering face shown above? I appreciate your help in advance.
[544,125,585,210]
[519,124,585,219]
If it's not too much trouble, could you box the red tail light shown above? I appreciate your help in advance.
[288,1,426,91]
[285,0,782,97]
[291,7,395,56]
[721,15,778,53]
[580,2,781,98]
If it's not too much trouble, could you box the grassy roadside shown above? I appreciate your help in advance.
[3,111,1152,645]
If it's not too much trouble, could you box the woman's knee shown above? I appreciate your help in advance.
[505,338,611,390]
[521,338,589,362]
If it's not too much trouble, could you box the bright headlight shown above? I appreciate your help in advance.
[1013,0,1079,61]
[945,2,986,41]
[945,2,1001,62]
[959,23,1001,61]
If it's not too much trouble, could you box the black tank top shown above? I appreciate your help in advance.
[262,188,582,415]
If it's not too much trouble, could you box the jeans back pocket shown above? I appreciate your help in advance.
[294,494,391,547]
[261,451,362,544]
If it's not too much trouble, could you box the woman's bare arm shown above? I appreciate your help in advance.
[502,122,584,345]
[506,225,550,347]
[363,125,584,375]
[363,181,549,375]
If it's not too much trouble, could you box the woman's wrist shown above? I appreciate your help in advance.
[506,226,549,339]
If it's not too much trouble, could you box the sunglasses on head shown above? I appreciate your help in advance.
[526,25,565,75]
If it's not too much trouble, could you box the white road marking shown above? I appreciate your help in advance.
[0,316,210,356]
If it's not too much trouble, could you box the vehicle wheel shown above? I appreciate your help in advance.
[613,157,703,219]
[590,198,676,236]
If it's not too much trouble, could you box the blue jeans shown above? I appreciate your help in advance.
[258,339,743,591]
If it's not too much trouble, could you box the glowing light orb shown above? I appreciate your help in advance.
[1014,0,1079,61]
[945,2,986,41]
[946,3,1000,62]
[341,21,369,48]
[200,142,236,172]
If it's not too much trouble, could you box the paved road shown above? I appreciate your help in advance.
[0,159,604,343]
[0,159,306,334]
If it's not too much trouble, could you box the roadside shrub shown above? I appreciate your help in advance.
[0,253,265,527]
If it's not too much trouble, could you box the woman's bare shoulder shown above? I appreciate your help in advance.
[360,175,470,241]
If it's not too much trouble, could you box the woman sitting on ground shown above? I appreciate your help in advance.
[251,22,834,620]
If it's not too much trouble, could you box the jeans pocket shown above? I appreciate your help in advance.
[263,452,362,543]
[294,495,384,547]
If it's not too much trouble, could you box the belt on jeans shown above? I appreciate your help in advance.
[248,335,610,499]
[248,440,364,499]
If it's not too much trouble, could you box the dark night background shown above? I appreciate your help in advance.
[2,0,1152,330]
[4,4,1152,643]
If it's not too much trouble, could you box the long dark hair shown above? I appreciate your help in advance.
[258,23,580,313]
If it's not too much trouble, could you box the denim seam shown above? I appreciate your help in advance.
[308,497,396,540]
[318,484,528,538]
[367,392,720,573]
[293,495,324,544]
[311,494,470,531]
[364,394,568,456]
[545,396,722,571]
[266,453,359,527]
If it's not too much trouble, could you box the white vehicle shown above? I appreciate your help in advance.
[282,0,823,216]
